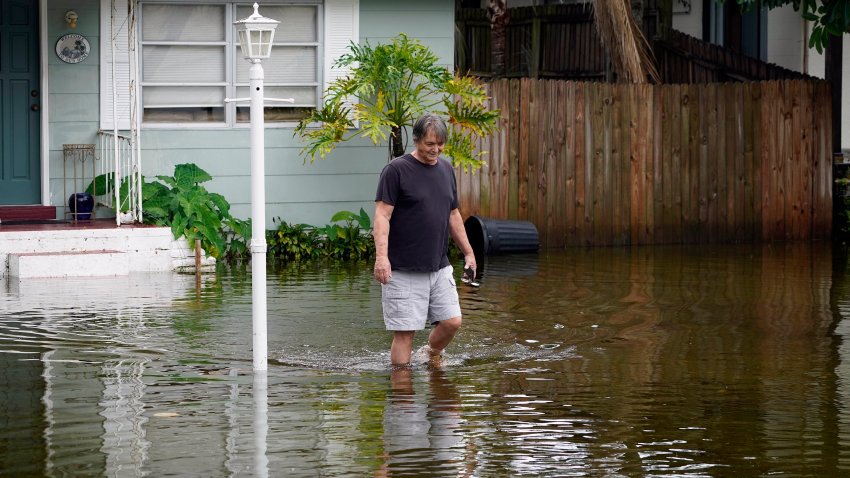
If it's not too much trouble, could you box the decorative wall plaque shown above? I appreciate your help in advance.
[55,33,90,64]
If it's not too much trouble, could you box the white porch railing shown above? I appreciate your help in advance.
[97,131,143,225]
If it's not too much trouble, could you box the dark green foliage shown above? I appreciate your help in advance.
[85,172,136,212]
[316,209,374,260]
[268,208,375,262]
[267,220,323,261]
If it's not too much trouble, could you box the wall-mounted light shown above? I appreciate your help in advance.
[65,11,78,29]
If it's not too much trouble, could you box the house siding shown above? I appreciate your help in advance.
[46,0,101,210]
[45,0,455,226]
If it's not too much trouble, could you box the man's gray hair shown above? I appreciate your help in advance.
[412,113,448,143]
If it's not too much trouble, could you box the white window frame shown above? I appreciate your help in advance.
[100,0,358,130]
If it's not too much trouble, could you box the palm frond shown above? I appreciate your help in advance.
[591,0,660,83]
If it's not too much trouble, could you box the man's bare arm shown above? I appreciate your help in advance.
[373,201,394,284]
[448,209,477,277]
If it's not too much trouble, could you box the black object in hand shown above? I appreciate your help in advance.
[461,267,480,287]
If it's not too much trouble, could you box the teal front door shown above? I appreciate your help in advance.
[0,0,40,204]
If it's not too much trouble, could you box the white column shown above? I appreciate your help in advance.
[249,60,268,371]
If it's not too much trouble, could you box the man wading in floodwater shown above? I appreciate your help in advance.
[372,113,477,368]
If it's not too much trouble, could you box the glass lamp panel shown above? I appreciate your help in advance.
[237,29,250,58]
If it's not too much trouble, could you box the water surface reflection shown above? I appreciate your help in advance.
[1,244,849,476]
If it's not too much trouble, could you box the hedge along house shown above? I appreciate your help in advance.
[0,0,455,227]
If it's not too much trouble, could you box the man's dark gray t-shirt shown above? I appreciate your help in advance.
[375,153,458,272]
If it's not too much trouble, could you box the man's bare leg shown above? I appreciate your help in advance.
[390,331,415,367]
[428,316,462,356]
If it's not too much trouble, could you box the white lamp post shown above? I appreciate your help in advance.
[230,3,291,372]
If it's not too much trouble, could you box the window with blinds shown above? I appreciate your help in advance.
[139,2,321,125]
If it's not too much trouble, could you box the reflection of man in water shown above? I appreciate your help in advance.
[375,368,476,476]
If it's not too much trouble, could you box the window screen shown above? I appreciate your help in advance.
[140,2,320,125]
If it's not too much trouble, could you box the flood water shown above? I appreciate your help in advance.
[2,244,850,477]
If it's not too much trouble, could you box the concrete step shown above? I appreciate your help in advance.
[0,226,216,278]
[9,250,130,278]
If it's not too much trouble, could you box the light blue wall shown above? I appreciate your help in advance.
[46,0,101,214]
[45,0,456,226]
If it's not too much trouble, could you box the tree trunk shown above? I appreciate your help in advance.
[391,125,405,160]
[488,0,508,77]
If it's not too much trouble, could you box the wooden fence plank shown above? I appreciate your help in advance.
[592,83,607,244]
[629,84,644,244]
[508,79,521,218]
[492,80,507,218]
[639,85,657,244]
[662,84,675,244]
[697,83,709,242]
[779,80,791,240]
[799,80,812,239]
[732,83,745,242]
[750,82,763,241]
[563,81,576,246]
[576,82,588,245]
[686,83,701,243]
[539,79,552,246]
[741,82,754,241]
[789,80,803,239]
[608,84,629,245]
[653,85,665,243]
[762,80,773,241]
[551,80,566,247]
[717,82,730,241]
[519,78,531,220]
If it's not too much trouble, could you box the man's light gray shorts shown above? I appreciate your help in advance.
[381,265,461,331]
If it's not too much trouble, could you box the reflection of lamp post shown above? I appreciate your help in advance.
[230,3,290,371]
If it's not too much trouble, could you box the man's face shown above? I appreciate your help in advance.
[414,130,445,164]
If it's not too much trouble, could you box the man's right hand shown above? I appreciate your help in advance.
[374,256,392,284]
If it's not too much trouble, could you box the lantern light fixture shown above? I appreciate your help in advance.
[234,3,279,61]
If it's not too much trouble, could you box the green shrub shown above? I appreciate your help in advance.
[267,220,322,261]
[268,209,375,262]
[315,209,374,260]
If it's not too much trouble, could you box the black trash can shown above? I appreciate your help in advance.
[464,216,539,256]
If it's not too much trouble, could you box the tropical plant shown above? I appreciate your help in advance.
[267,209,374,261]
[85,172,136,212]
[267,219,322,261]
[294,33,499,171]
[315,208,374,260]
[141,163,251,259]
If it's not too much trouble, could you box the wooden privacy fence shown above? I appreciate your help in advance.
[456,78,833,247]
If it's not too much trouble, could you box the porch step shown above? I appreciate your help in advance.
[0,205,57,222]
[0,225,216,278]
[9,250,129,279]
